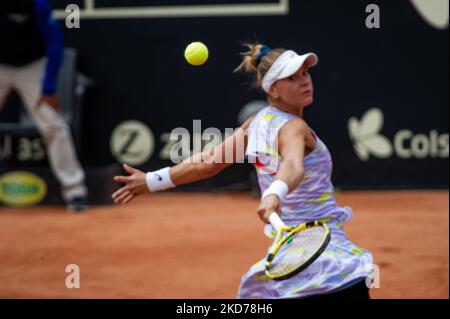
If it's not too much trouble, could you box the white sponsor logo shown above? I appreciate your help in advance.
[349,108,449,161]
[348,108,394,161]
[410,0,449,29]
[0,135,12,161]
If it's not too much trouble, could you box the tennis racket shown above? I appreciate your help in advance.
[265,212,331,280]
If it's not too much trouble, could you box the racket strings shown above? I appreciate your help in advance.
[268,226,327,276]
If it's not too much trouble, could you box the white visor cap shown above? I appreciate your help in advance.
[261,50,319,93]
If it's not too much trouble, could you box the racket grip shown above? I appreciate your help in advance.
[269,212,286,231]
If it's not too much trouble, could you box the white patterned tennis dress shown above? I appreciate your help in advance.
[237,106,374,299]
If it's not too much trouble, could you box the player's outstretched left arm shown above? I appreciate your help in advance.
[112,117,252,204]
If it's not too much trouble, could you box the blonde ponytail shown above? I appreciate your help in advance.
[234,43,287,88]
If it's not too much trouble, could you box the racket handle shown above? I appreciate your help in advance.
[269,212,286,231]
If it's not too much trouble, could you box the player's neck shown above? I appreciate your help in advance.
[269,100,304,118]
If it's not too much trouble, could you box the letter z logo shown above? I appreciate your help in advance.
[348,108,393,161]
[110,120,155,166]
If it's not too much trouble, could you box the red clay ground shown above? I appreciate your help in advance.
[0,190,448,299]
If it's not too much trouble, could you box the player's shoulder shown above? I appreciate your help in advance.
[281,117,310,136]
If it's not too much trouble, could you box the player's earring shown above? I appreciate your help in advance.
[269,91,279,100]
[269,86,279,100]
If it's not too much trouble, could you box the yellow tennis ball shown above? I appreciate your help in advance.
[184,42,209,66]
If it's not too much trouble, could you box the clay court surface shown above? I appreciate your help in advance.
[0,190,448,299]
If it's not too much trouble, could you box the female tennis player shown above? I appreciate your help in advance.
[112,43,374,299]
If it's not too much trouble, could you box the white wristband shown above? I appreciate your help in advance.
[262,180,289,200]
[146,167,176,193]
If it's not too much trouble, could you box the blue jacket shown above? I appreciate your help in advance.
[0,0,64,95]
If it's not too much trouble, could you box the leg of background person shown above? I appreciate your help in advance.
[12,59,88,204]
[0,64,13,110]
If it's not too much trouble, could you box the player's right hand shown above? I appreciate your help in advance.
[112,164,149,204]
[257,195,281,224]
[38,95,60,113]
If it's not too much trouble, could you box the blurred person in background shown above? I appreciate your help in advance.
[0,0,88,212]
